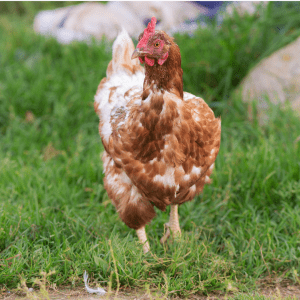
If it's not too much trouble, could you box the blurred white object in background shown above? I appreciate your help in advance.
[33,1,208,44]
[225,1,268,17]
[240,35,300,124]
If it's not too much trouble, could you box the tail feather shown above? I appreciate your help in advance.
[107,28,142,78]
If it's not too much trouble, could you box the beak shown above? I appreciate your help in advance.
[131,48,143,60]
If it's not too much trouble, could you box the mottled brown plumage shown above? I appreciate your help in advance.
[94,18,221,253]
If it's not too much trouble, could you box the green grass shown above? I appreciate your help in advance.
[1,2,300,299]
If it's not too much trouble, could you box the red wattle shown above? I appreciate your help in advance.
[145,56,155,66]
[158,52,169,65]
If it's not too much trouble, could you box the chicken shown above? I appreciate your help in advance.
[94,17,221,253]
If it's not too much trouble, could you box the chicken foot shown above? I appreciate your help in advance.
[160,204,181,244]
[136,226,150,253]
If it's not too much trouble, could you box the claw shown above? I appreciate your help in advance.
[160,222,171,244]
[160,205,182,244]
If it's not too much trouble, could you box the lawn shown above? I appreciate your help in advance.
[0,2,300,299]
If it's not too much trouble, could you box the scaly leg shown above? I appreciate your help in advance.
[136,226,150,253]
[160,204,181,244]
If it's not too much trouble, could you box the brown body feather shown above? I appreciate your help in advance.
[94,29,221,230]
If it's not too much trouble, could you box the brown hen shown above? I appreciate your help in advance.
[94,17,221,253]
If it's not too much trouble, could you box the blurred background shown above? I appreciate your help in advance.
[1,1,300,117]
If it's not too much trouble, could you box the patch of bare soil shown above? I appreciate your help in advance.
[2,284,300,300]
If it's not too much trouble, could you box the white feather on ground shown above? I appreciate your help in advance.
[83,271,106,296]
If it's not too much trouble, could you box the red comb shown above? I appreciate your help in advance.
[137,17,156,48]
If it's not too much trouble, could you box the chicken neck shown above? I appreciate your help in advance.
[143,43,183,99]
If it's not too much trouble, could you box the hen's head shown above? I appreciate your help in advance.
[131,17,172,67]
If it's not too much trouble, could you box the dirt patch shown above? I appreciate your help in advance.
[2,284,300,300]
[258,283,300,299]
[1,288,153,300]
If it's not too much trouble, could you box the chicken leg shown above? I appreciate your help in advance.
[136,226,150,253]
[160,204,181,244]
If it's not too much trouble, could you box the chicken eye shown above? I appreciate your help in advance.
[154,42,160,47]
